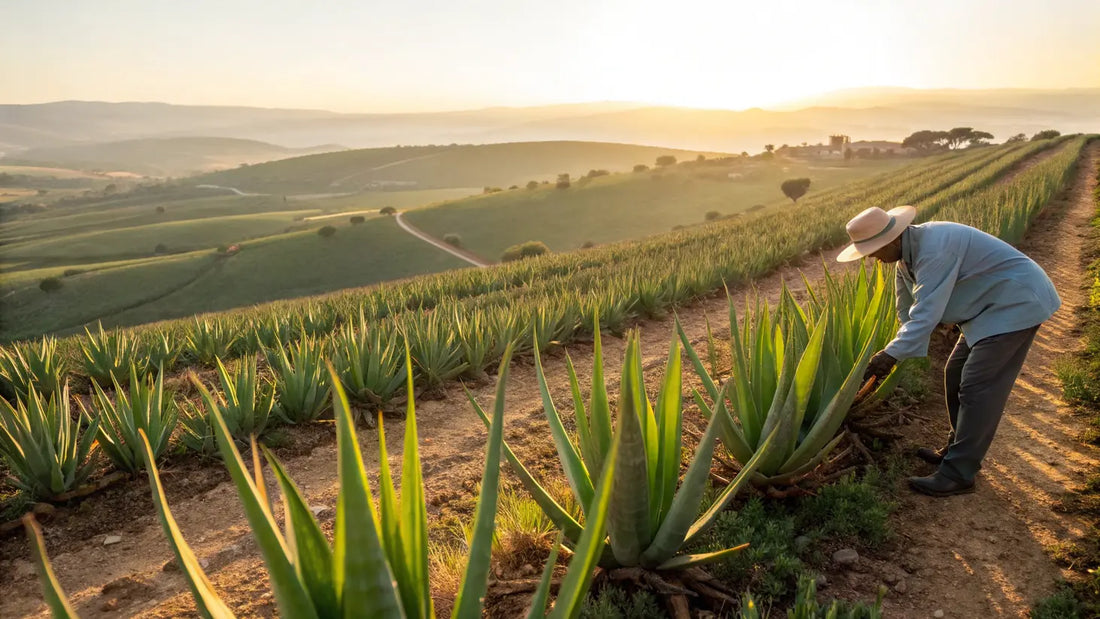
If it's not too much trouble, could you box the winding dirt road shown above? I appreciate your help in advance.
[394,211,492,267]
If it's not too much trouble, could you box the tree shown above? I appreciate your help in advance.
[526,180,539,190]
[844,148,854,161]
[380,206,396,215]
[585,169,609,179]
[154,243,168,254]
[967,131,994,147]
[508,185,518,190]
[902,130,949,153]
[655,155,677,167]
[155,205,165,213]
[781,178,811,203]
[556,173,571,189]
[633,164,649,172]
[1006,133,1027,143]
[318,225,337,238]
[705,210,722,221]
[39,277,62,293]
[103,183,117,195]
[443,233,462,247]
[1032,129,1061,141]
[764,144,775,153]
[696,154,706,163]
[350,215,366,224]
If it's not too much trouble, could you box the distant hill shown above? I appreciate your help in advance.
[2,89,1098,155]
[1,137,343,177]
[193,141,724,193]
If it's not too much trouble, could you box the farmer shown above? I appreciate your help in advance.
[837,206,1060,497]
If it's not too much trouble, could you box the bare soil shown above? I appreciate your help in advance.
[1,143,1096,618]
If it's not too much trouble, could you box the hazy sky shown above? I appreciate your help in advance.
[4,0,1099,112]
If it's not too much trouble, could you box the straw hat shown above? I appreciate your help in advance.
[836,206,917,262]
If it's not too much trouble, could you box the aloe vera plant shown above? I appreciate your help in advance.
[268,336,330,423]
[680,265,891,486]
[181,357,275,454]
[332,318,407,408]
[186,318,240,366]
[0,338,67,401]
[476,324,774,570]
[408,313,468,390]
[80,322,140,386]
[0,385,99,499]
[81,362,177,474]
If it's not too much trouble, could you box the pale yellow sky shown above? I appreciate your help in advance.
[3,0,1099,112]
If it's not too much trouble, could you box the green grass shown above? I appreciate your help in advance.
[0,250,214,340]
[2,210,318,266]
[98,216,467,328]
[404,158,910,260]
[194,141,723,194]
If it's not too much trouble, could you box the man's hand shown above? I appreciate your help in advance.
[863,351,896,383]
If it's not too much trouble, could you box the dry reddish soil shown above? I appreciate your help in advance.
[1,143,1096,618]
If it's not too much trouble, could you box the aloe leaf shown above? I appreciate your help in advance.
[587,318,613,476]
[640,391,722,567]
[452,344,514,619]
[263,448,339,617]
[398,350,432,619]
[565,354,597,480]
[326,363,403,618]
[676,317,719,400]
[779,329,877,474]
[469,388,585,543]
[655,543,750,570]
[548,431,620,619]
[653,337,682,525]
[534,337,594,514]
[207,392,318,618]
[24,515,80,619]
[684,427,778,545]
[606,337,652,566]
[375,415,413,613]
[137,431,236,619]
[767,432,845,486]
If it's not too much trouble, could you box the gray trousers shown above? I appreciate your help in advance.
[939,324,1040,482]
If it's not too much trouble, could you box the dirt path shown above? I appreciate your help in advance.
[995,140,1068,186]
[394,211,493,267]
[2,145,1096,617]
[838,141,1100,618]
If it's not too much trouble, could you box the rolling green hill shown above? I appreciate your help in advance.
[404,157,912,260]
[193,141,723,194]
[2,137,342,177]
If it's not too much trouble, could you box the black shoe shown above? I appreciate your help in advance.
[908,473,975,497]
[915,445,948,465]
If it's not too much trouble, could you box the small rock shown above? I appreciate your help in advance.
[100,598,119,612]
[162,559,179,572]
[832,548,859,566]
[815,574,828,589]
[310,505,330,517]
[884,573,898,584]
[987,535,996,543]
[794,535,811,552]
[894,579,908,594]
[103,535,122,546]
[934,610,945,618]
[199,558,210,570]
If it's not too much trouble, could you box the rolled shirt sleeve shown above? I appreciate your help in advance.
[885,253,962,360]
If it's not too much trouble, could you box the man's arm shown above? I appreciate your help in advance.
[883,253,962,360]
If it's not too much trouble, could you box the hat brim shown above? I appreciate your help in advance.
[836,206,917,263]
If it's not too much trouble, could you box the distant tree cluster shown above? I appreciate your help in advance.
[501,240,550,262]
[901,127,994,152]
[655,155,677,167]
[633,164,649,172]
[556,173,571,189]
[1031,129,1061,141]
[483,186,503,194]
[1006,133,1028,143]
[39,277,62,293]
[380,206,397,215]
[318,225,337,238]
[781,178,812,203]
[526,180,540,190]
[585,169,610,179]
[350,215,365,224]
[443,233,462,248]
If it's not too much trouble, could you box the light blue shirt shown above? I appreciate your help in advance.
[885,222,1060,360]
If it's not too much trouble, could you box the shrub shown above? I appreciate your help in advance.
[656,155,677,167]
[705,210,722,221]
[443,233,462,248]
[1006,133,1027,143]
[39,277,62,293]
[318,225,337,238]
[1032,129,1061,141]
[501,241,550,262]
[349,215,365,224]
[155,205,165,213]
[556,173,571,189]
[526,180,539,190]
[581,240,595,249]
[633,164,649,172]
[380,206,396,215]
[508,185,518,190]
[585,169,609,179]
[154,243,168,254]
